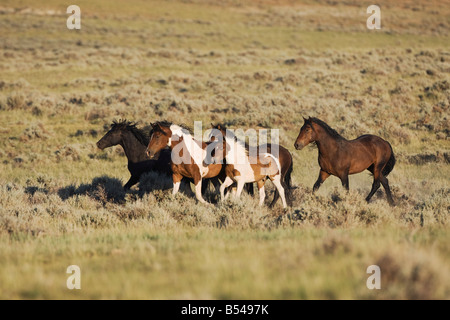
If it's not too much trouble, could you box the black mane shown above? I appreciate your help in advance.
[111,119,149,146]
[308,117,344,139]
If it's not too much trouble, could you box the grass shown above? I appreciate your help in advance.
[1,227,448,299]
[0,0,449,299]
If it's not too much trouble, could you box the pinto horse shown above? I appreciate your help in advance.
[210,124,293,208]
[96,120,172,190]
[294,117,395,205]
[146,121,224,204]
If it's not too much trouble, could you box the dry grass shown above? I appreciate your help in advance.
[0,0,449,299]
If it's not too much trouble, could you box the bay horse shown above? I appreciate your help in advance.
[146,121,224,204]
[96,120,172,190]
[294,117,395,205]
[210,124,293,208]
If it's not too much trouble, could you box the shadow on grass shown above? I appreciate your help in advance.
[137,171,224,203]
[25,186,49,196]
[58,176,126,204]
[56,173,235,205]
[137,171,174,197]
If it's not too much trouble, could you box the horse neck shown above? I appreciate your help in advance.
[170,131,205,165]
[313,125,341,157]
[120,131,148,163]
[224,135,248,164]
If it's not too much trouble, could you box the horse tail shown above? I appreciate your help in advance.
[266,152,294,206]
[285,156,294,190]
[284,158,294,205]
[382,144,396,177]
[263,153,282,173]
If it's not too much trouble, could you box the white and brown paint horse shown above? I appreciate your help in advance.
[146,121,223,204]
[210,124,293,208]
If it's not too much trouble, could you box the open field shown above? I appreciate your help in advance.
[0,0,449,299]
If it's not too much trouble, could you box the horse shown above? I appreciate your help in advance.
[146,121,224,204]
[294,117,395,205]
[96,120,172,190]
[210,124,293,208]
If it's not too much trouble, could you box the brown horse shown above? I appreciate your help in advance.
[146,121,223,204]
[294,117,395,205]
[210,124,293,208]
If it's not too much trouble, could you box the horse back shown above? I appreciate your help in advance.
[343,134,393,174]
[353,134,392,153]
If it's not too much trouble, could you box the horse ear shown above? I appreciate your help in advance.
[153,122,162,131]
[302,116,307,122]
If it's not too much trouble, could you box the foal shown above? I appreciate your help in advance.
[294,117,395,205]
[210,124,293,208]
[146,121,223,204]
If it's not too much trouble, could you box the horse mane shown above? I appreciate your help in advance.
[110,119,149,146]
[213,123,249,156]
[156,120,193,135]
[308,117,344,140]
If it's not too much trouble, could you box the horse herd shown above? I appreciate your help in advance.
[96,117,396,208]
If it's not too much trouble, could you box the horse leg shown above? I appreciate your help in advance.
[234,177,246,198]
[209,177,222,201]
[245,183,254,196]
[123,175,139,191]
[370,162,394,206]
[257,180,265,206]
[281,179,293,207]
[270,186,279,208]
[313,170,330,192]
[230,186,237,198]
[193,176,208,204]
[340,174,349,191]
[271,174,287,208]
[201,178,209,195]
[366,180,381,202]
[380,175,395,206]
[220,176,234,201]
[222,182,236,200]
[172,173,183,195]
[212,177,221,194]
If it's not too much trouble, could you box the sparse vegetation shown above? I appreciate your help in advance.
[0,0,448,299]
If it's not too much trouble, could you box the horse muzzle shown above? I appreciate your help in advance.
[294,142,304,150]
[146,149,156,159]
[96,141,105,150]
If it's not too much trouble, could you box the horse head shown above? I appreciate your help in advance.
[96,120,128,150]
[294,117,316,150]
[147,122,172,159]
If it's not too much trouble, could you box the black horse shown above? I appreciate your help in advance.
[96,120,172,190]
